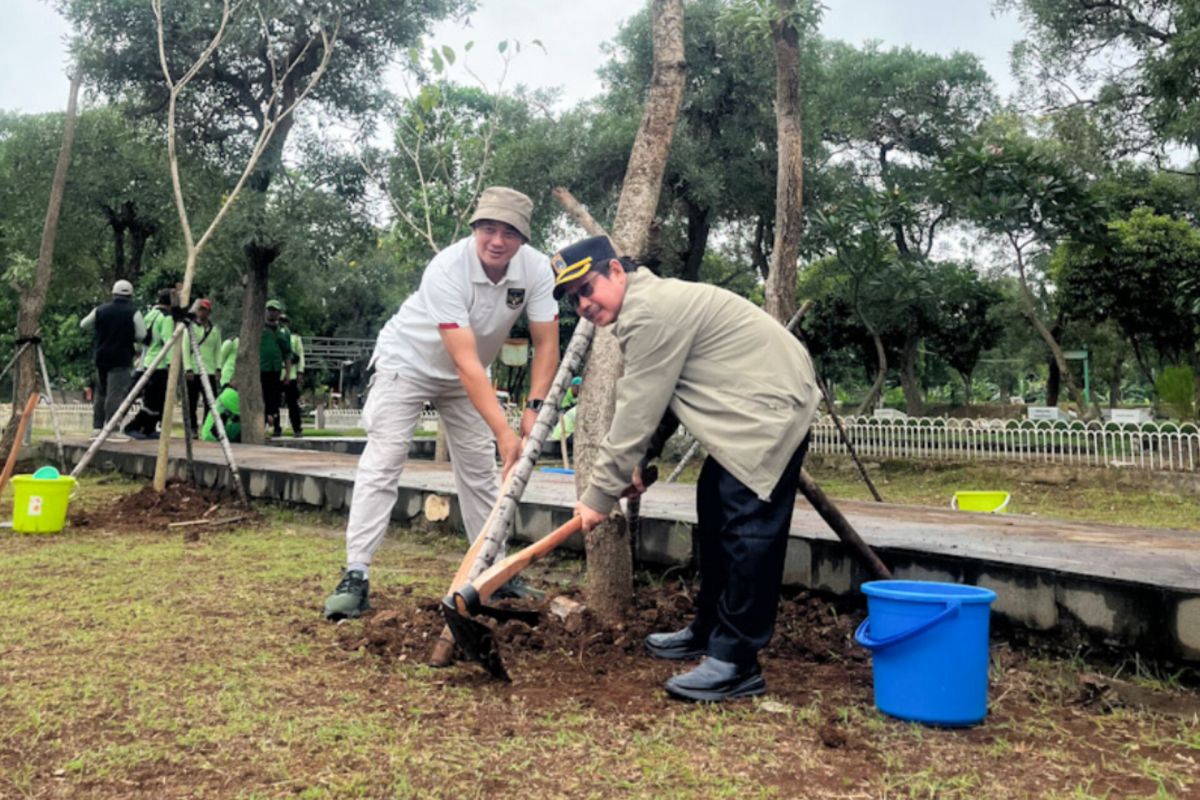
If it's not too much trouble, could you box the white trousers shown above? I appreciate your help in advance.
[345,370,499,567]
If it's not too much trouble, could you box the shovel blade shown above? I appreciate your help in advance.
[440,598,510,682]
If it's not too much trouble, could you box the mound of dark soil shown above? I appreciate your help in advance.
[69,480,257,533]
[336,581,871,709]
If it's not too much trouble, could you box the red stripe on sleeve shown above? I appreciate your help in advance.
[437,323,460,329]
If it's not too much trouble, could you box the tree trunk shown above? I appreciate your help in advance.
[235,249,274,444]
[1130,336,1156,389]
[1109,360,1122,408]
[576,0,686,624]
[750,215,772,281]
[763,0,804,323]
[680,200,710,282]
[0,75,80,465]
[1045,353,1061,407]
[899,330,923,415]
[960,369,973,406]
[1013,246,1087,415]
[854,332,888,416]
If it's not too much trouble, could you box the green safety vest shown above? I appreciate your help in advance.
[141,307,176,371]
[219,338,238,386]
[184,322,222,375]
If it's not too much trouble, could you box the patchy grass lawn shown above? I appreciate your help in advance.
[1,474,1197,799]
[667,457,1200,531]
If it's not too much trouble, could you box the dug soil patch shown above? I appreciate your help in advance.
[68,480,259,533]
[337,582,873,715]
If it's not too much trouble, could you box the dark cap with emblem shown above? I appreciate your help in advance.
[550,235,618,299]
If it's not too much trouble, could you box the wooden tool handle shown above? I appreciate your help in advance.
[0,393,40,497]
[447,469,516,593]
[464,516,584,608]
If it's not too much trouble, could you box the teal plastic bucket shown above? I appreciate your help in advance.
[855,580,997,726]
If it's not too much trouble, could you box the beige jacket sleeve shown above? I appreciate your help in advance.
[580,303,692,514]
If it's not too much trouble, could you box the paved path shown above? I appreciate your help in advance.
[68,437,1200,592]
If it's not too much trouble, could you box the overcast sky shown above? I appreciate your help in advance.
[3,0,1026,115]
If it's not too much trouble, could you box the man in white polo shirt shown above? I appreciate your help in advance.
[324,187,560,620]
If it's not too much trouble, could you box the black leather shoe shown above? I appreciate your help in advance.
[664,657,765,702]
[645,627,707,660]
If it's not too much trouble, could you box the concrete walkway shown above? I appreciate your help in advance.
[52,437,1200,661]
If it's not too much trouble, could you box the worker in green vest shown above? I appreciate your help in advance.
[126,289,175,438]
[201,386,241,443]
[261,299,293,436]
[219,337,238,390]
[183,298,222,433]
[279,311,305,438]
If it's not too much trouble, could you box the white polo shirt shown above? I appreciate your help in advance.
[371,236,558,381]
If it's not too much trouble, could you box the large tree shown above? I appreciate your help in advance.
[0,77,81,465]
[573,0,687,623]
[1054,207,1200,374]
[590,0,790,283]
[60,0,463,443]
[943,122,1102,414]
[924,261,1004,405]
[1001,0,1200,160]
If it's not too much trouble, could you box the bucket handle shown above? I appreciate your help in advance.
[855,601,961,651]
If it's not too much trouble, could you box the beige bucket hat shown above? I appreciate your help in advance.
[469,186,533,240]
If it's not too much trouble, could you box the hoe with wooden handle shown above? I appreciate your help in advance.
[442,466,658,681]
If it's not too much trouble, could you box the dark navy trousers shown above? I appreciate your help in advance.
[692,436,809,665]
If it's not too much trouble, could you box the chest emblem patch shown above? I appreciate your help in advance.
[506,288,526,309]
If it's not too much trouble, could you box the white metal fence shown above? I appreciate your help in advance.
[0,402,499,436]
[15,401,1193,473]
[810,415,1200,472]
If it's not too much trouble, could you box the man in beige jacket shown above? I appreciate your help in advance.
[554,235,819,702]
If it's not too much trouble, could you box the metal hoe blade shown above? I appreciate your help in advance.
[440,597,511,681]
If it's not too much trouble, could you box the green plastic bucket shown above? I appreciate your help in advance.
[11,475,76,534]
[952,491,1011,513]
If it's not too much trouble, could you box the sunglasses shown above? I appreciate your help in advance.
[564,273,600,309]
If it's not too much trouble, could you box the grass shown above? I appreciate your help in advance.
[666,456,1200,530]
[1,474,1198,798]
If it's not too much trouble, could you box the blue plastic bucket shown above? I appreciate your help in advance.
[855,580,997,726]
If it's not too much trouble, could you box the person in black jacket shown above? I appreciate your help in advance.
[80,280,148,438]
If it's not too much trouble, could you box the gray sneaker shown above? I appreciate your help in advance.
[323,569,370,620]
[491,575,545,601]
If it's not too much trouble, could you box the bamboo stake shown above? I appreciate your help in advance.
[785,301,883,502]
[428,322,595,665]
[185,319,249,505]
[70,324,186,478]
[35,344,65,470]
[0,342,32,386]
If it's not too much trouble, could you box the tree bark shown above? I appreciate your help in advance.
[961,370,974,406]
[899,330,924,415]
[1012,244,1087,415]
[575,0,686,624]
[234,246,275,444]
[763,0,804,323]
[750,214,772,281]
[1045,352,1061,407]
[0,75,81,465]
[680,200,710,282]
